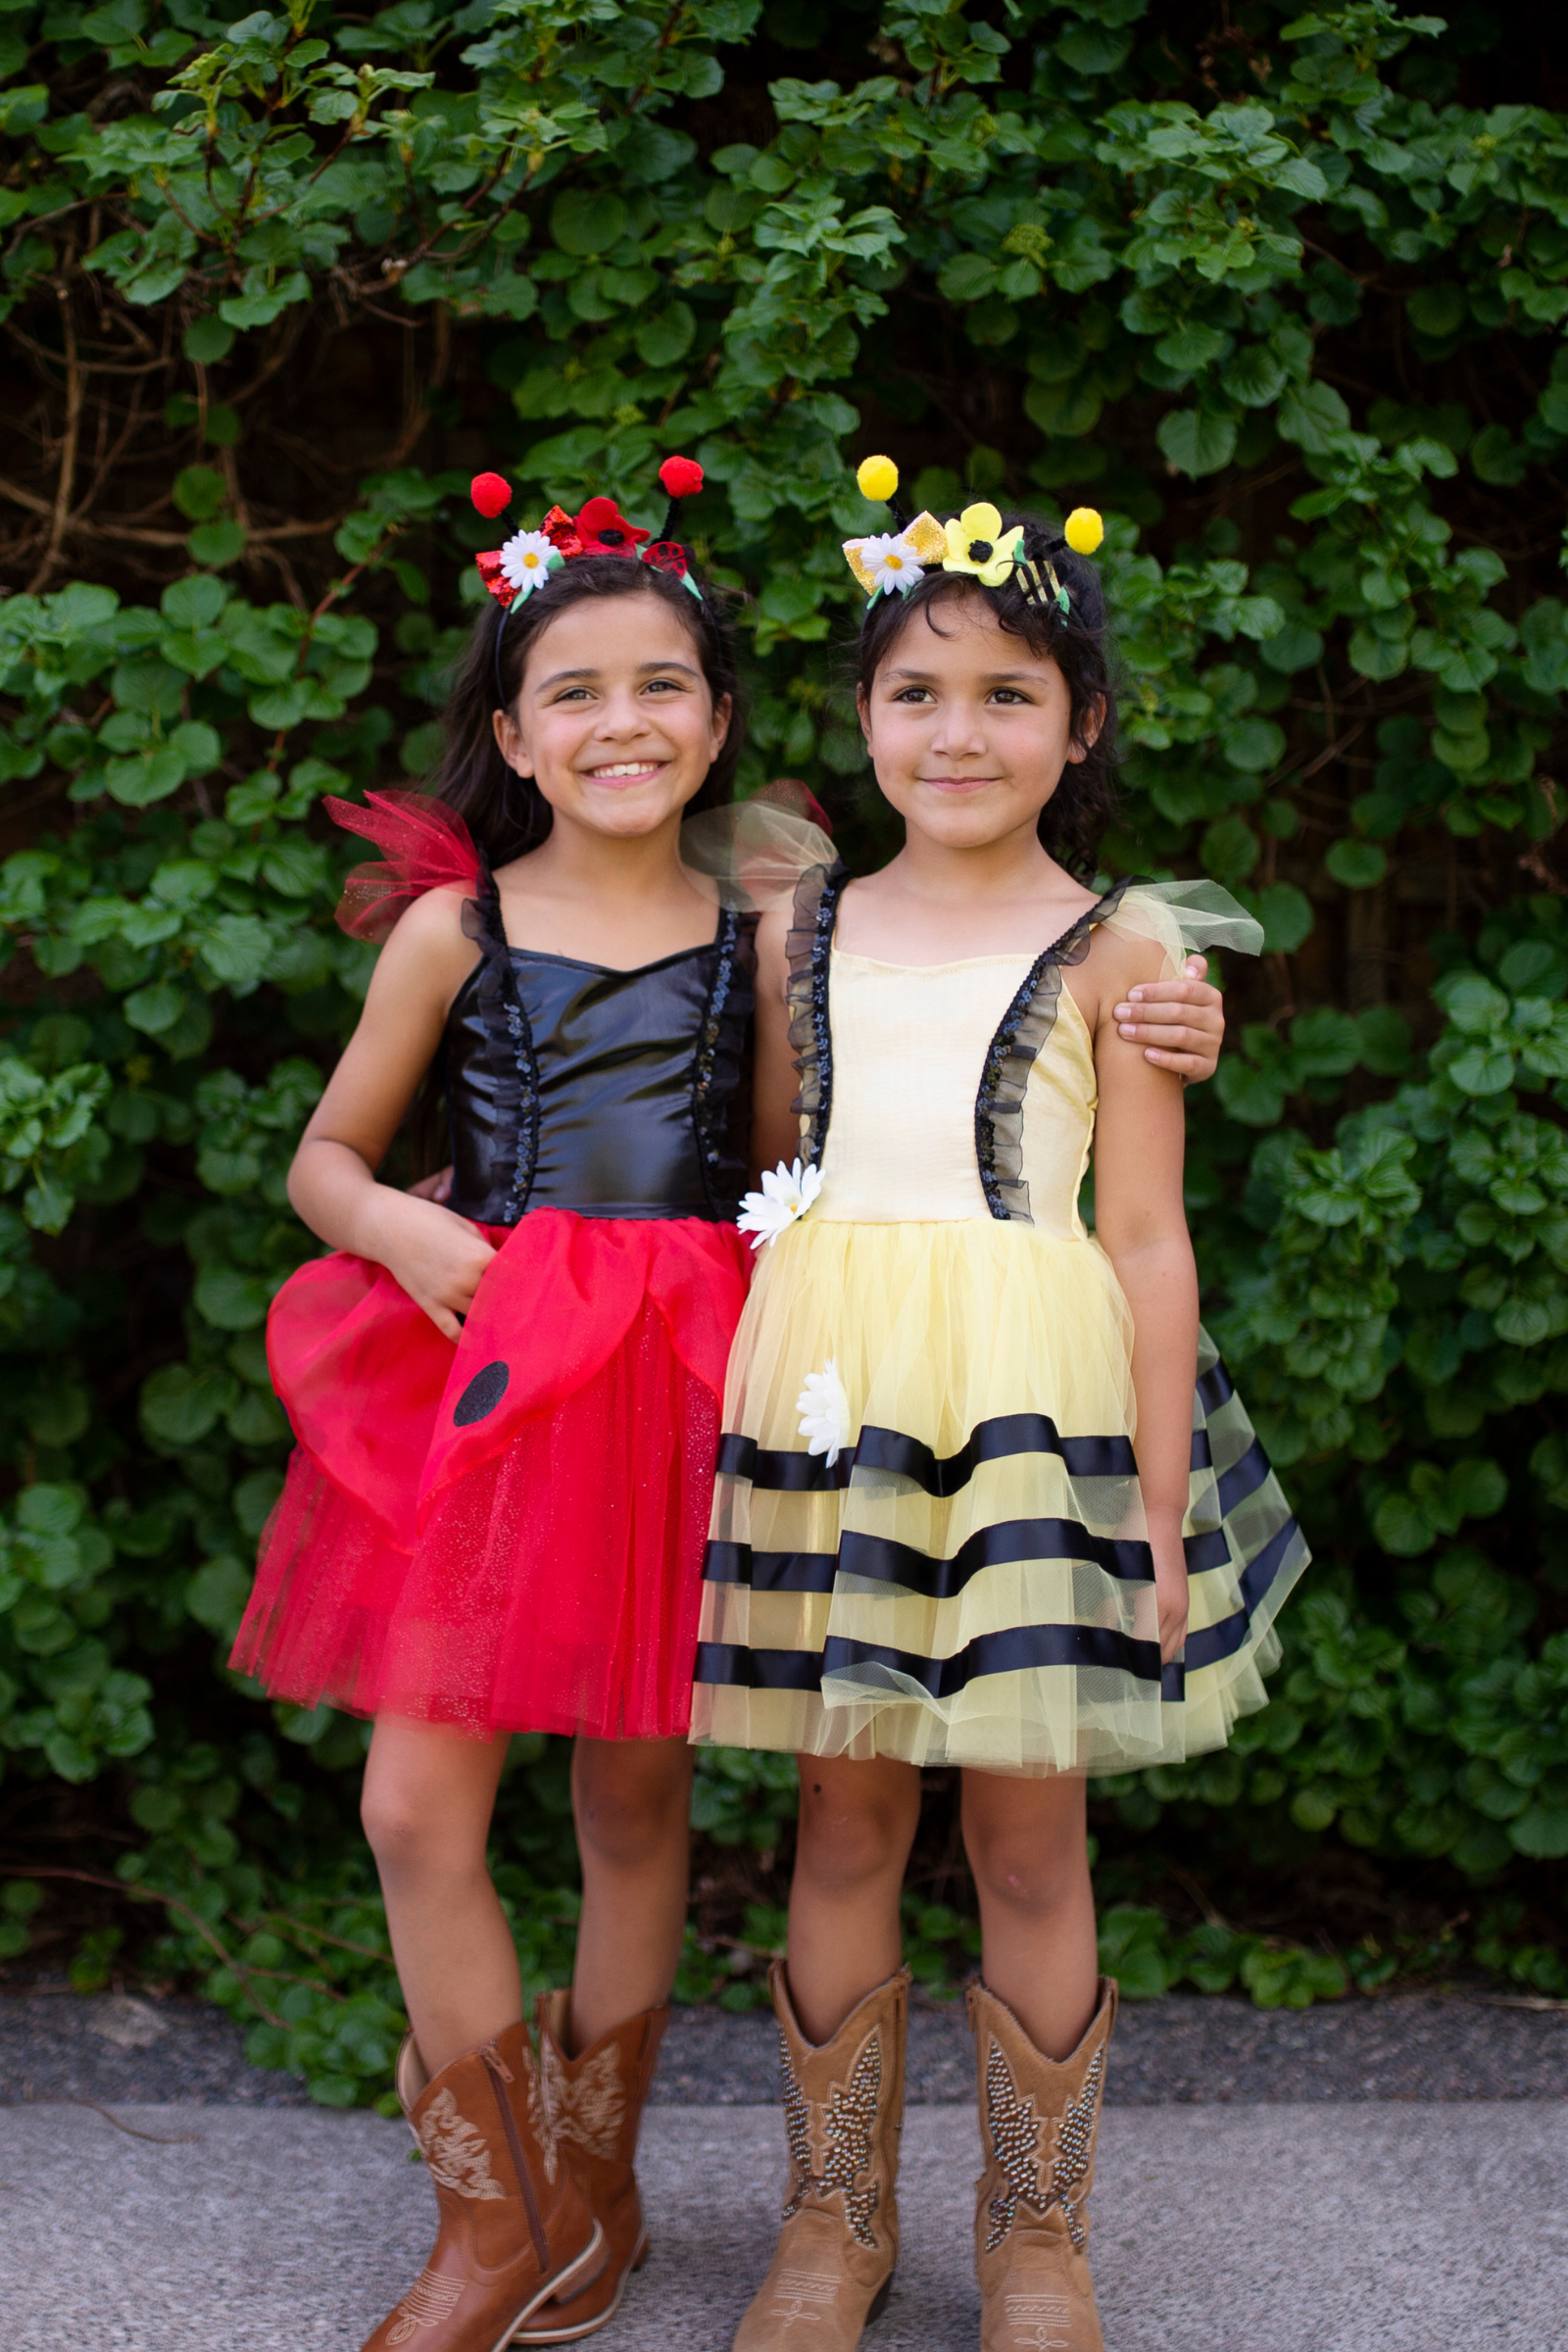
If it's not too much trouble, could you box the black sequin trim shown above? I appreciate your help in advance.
[466,853,540,1226]
[785,862,850,1171]
[692,906,742,1212]
[498,961,541,1224]
[973,877,1136,1224]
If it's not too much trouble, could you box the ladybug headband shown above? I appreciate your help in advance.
[841,456,1103,619]
[472,455,706,702]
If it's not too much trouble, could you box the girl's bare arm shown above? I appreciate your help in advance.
[1085,934,1200,1664]
[288,887,496,1339]
[748,904,802,1181]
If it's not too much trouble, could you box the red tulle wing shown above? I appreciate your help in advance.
[324,789,482,941]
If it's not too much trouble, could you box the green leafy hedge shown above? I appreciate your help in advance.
[3,0,1568,2094]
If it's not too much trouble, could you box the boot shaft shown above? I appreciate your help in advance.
[537,1991,668,2173]
[402,2023,565,2272]
[772,1962,908,2267]
[968,1980,1115,2257]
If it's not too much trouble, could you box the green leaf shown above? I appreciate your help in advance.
[551,189,628,257]
[194,1265,273,1331]
[187,519,247,568]
[1325,841,1387,890]
[1155,408,1237,478]
[122,982,187,1036]
[140,1364,233,1447]
[1446,1045,1516,1097]
[1510,1806,1568,1860]
[634,302,696,368]
[187,1553,253,1639]
[1277,381,1351,455]
[1222,718,1286,774]
[1056,23,1132,73]
[182,317,234,366]
[172,466,226,522]
[1255,883,1314,955]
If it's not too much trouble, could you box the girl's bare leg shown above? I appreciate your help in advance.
[786,1753,922,2044]
[960,1768,1099,2058]
[569,1736,696,2050]
[362,1715,516,2075]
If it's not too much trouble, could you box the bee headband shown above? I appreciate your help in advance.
[842,455,1102,616]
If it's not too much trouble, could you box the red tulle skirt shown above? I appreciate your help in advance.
[230,1210,751,1740]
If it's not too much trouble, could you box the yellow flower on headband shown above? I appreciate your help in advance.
[942,502,1024,588]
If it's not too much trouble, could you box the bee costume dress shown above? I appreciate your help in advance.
[690,865,1308,1777]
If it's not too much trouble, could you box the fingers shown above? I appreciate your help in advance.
[407,1166,455,1202]
[1116,980,1222,1015]
[419,1298,464,1343]
[1143,1048,1221,1080]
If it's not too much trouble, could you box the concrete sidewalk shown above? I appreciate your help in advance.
[4,2099,1565,2351]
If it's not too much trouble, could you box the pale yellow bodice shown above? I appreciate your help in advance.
[812,949,1099,1230]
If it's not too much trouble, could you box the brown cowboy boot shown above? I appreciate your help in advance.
[732,1961,908,2351]
[969,1978,1117,2352]
[513,1991,668,2341]
[361,2021,605,2352]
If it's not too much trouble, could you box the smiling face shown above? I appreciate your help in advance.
[858,590,1097,853]
[492,592,731,840]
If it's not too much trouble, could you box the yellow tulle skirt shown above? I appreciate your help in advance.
[690,1217,1308,1776]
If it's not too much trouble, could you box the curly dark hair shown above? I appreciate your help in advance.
[432,557,741,867]
[857,512,1118,880]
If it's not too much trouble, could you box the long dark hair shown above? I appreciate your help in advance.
[857,514,1118,880]
[434,558,742,865]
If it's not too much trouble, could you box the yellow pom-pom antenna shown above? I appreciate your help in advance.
[857,454,900,504]
[1063,507,1103,555]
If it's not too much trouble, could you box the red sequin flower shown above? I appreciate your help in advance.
[573,496,650,558]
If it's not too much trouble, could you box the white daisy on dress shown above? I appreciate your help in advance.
[736,1157,822,1250]
[499,530,564,596]
[797,1357,852,1468]
[856,528,924,597]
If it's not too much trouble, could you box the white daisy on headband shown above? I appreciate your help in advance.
[499,530,564,596]
[856,528,925,598]
[737,1158,822,1250]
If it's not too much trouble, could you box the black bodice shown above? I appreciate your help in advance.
[442,880,757,1226]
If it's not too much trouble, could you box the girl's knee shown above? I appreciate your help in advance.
[361,1782,450,1876]
[795,1764,916,1893]
[572,1741,692,1866]
[963,1815,1089,1919]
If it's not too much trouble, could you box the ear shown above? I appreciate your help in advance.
[1066,691,1105,764]
[709,691,733,761]
[857,681,873,749]
[491,704,533,778]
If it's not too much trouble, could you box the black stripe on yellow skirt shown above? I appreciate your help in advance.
[693,1511,1305,1707]
[702,1516,1235,1595]
[716,1414,1216,1496]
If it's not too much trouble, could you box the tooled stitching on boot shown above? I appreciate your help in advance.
[386,2268,466,2341]
[541,2041,625,2161]
[416,2091,507,2202]
[769,2270,840,2328]
[983,2041,1104,2256]
[780,2032,882,2251]
[1003,2290,1072,2350]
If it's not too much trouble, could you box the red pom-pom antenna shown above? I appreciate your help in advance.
[470,471,513,520]
[656,455,703,548]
